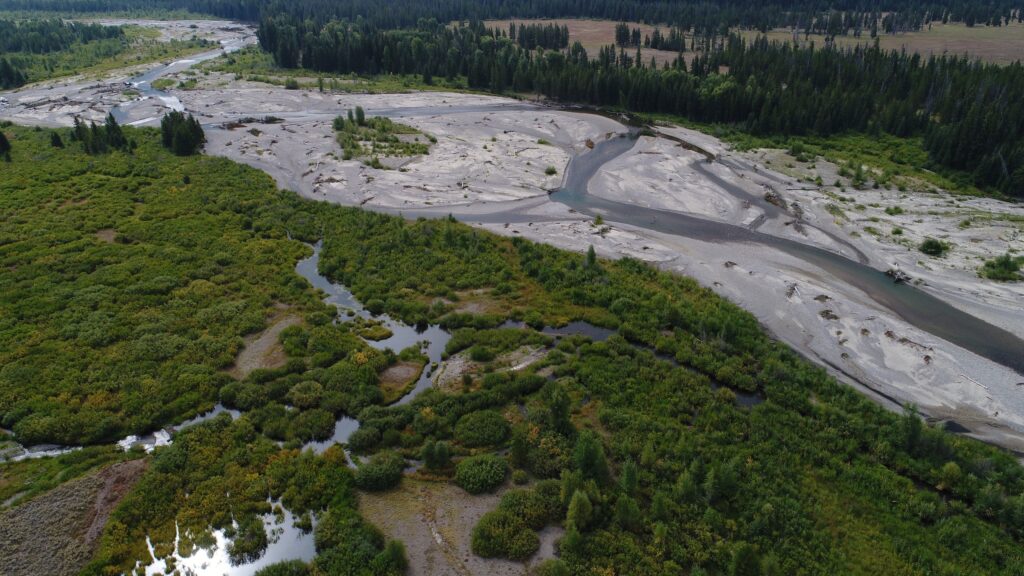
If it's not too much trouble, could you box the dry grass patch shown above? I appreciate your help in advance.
[227,312,301,379]
[0,459,147,576]
[94,228,117,243]
[380,360,426,404]
[483,18,693,66]
[739,21,1024,65]
[360,479,541,576]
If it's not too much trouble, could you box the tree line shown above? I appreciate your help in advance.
[0,58,26,89]
[70,114,130,154]
[256,18,1024,196]
[0,18,123,54]
[506,22,569,50]
[0,18,126,88]
[3,0,1022,36]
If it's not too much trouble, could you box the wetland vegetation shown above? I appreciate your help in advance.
[3,1,1024,573]
[4,123,1024,574]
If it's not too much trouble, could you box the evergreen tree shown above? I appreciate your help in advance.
[573,430,610,485]
[619,460,638,496]
[160,111,205,156]
[731,542,762,576]
[566,489,593,531]
[0,130,10,161]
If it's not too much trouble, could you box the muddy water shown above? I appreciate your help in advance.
[549,134,1024,377]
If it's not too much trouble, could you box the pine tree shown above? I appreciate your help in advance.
[573,430,609,485]
[586,245,597,268]
[620,460,638,496]
[566,489,593,531]
[0,130,11,161]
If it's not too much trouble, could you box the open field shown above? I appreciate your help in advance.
[485,18,1024,65]
[360,479,560,576]
[483,19,689,66]
[740,21,1024,65]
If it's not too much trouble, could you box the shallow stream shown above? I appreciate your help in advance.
[550,133,1024,376]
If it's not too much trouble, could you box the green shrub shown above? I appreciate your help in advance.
[355,451,404,491]
[497,483,562,529]
[227,514,269,564]
[468,345,496,362]
[455,454,507,494]
[545,165,557,176]
[290,408,336,442]
[980,253,1023,281]
[421,440,451,470]
[454,411,510,447]
[919,238,949,256]
[346,426,381,453]
[471,509,539,560]
[287,381,323,410]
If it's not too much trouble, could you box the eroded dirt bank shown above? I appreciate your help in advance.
[0,459,147,576]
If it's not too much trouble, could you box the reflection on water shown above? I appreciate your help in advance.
[118,404,242,454]
[1,404,241,463]
[139,502,316,576]
[500,319,616,342]
[296,241,452,403]
[303,416,359,456]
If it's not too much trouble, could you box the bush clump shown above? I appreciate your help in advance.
[980,253,1023,281]
[471,509,539,560]
[496,481,562,529]
[919,238,949,256]
[455,454,507,494]
[454,411,510,447]
[354,451,405,491]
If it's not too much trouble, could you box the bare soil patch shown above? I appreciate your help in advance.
[360,479,556,576]
[94,228,117,243]
[380,360,426,403]
[0,459,147,576]
[228,312,301,379]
